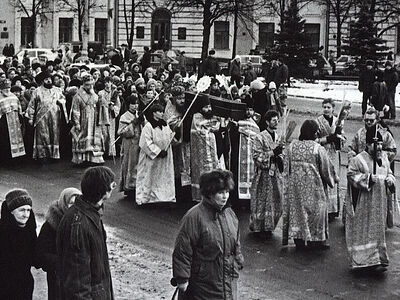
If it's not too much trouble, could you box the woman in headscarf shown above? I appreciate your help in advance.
[36,187,81,300]
[0,189,37,299]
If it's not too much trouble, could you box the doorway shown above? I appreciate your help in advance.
[151,8,171,50]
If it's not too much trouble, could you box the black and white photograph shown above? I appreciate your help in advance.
[1,0,400,299]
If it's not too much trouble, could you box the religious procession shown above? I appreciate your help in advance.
[0,44,399,300]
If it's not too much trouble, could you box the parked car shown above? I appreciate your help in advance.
[149,49,179,69]
[221,55,265,76]
[309,54,333,76]
[16,48,59,65]
[334,55,357,75]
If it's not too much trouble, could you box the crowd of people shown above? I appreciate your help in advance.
[0,45,398,299]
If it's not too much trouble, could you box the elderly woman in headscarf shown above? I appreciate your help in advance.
[36,187,81,300]
[0,189,37,300]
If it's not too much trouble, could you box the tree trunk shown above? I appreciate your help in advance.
[232,5,239,59]
[201,2,212,60]
[201,22,211,60]
[78,1,83,42]
[31,0,37,47]
[336,16,342,58]
[128,1,135,49]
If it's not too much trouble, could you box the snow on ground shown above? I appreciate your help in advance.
[289,79,400,108]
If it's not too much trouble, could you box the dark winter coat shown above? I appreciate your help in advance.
[371,81,388,111]
[252,87,280,115]
[358,68,375,95]
[384,68,399,92]
[141,51,151,71]
[202,56,221,77]
[57,196,114,300]
[37,222,60,300]
[229,60,241,78]
[244,68,258,86]
[173,198,244,300]
[274,63,289,88]
[0,201,37,300]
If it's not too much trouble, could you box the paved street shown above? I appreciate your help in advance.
[1,97,400,299]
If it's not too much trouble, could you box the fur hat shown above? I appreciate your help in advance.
[0,78,11,90]
[268,81,276,90]
[250,79,265,91]
[134,77,145,87]
[5,189,32,212]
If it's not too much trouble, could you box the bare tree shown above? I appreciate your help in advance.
[318,0,356,57]
[268,0,313,28]
[9,0,46,47]
[167,0,234,59]
[230,0,270,58]
[122,0,148,49]
[58,0,105,42]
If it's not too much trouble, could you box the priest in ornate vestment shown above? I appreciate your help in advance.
[345,129,395,272]
[0,78,25,164]
[70,74,107,165]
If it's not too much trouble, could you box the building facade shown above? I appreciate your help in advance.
[1,0,400,61]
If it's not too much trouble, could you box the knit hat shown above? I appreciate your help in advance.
[250,79,265,91]
[147,78,157,88]
[5,189,32,212]
[135,77,145,87]
[0,78,11,90]
[268,81,276,90]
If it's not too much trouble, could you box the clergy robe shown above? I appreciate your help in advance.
[348,125,397,162]
[237,118,260,199]
[347,124,396,226]
[249,129,284,232]
[98,88,121,157]
[283,140,336,245]
[164,100,191,186]
[135,122,175,205]
[26,86,65,159]
[0,94,25,162]
[345,151,394,269]
[70,88,105,164]
[316,114,341,215]
[118,110,142,192]
[190,113,221,202]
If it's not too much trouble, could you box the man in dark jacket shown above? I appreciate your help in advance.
[201,49,220,78]
[383,61,398,119]
[273,57,288,89]
[141,46,151,75]
[371,70,389,117]
[229,56,241,87]
[57,166,116,300]
[358,60,376,116]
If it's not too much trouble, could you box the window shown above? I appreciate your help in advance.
[304,23,320,51]
[137,26,144,39]
[21,18,33,47]
[59,18,73,43]
[214,21,229,50]
[178,27,186,40]
[95,19,107,46]
[259,23,275,51]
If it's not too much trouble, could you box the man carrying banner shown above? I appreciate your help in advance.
[249,110,284,238]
